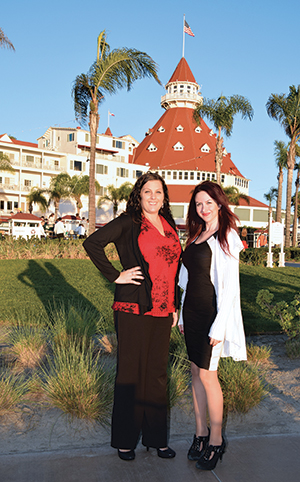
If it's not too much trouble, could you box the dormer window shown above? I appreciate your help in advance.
[176,125,184,132]
[158,126,165,133]
[201,143,210,153]
[209,129,215,137]
[173,142,184,151]
[223,148,227,156]
[195,126,202,133]
[147,143,157,152]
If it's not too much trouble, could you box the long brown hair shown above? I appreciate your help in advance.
[126,171,174,225]
[186,181,239,254]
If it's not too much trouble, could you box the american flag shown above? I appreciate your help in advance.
[184,20,195,37]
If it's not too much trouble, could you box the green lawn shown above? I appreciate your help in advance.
[1,259,299,335]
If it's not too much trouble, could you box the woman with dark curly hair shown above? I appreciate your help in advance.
[83,172,181,461]
[178,181,246,471]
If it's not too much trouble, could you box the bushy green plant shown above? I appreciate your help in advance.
[286,338,300,358]
[218,358,267,421]
[8,326,47,370]
[41,337,114,423]
[239,248,267,266]
[246,343,272,365]
[167,356,190,409]
[256,289,300,340]
[0,371,28,415]
[47,299,105,348]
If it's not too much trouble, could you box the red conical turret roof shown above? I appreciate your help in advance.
[168,57,196,84]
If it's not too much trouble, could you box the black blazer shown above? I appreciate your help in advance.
[83,213,181,315]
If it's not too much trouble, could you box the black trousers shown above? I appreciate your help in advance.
[111,311,173,450]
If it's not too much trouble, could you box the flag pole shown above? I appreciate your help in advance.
[182,14,185,58]
[108,110,110,128]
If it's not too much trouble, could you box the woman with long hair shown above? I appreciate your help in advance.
[83,172,181,461]
[178,180,246,471]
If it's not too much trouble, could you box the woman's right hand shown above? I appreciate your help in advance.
[115,266,144,285]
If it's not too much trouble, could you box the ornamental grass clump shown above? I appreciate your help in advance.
[246,342,272,366]
[41,337,114,423]
[218,357,268,424]
[0,372,28,415]
[167,356,190,409]
[47,300,104,349]
[8,326,47,370]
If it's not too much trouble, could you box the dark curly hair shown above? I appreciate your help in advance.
[126,171,173,223]
[186,180,239,254]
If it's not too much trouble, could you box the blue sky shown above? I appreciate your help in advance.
[1,0,299,205]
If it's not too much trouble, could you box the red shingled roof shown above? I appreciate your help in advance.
[0,134,38,148]
[133,107,244,177]
[167,186,268,208]
[10,213,42,221]
[168,57,196,84]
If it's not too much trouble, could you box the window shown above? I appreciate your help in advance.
[212,173,215,180]
[202,173,205,180]
[97,135,100,144]
[135,170,143,178]
[74,161,82,171]
[201,144,210,153]
[158,126,165,133]
[116,168,129,178]
[96,164,108,175]
[26,155,34,163]
[167,171,171,180]
[176,125,184,132]
[221,175,225,183]
[161,171,165,179]
[173,171,177,180]
[179,171,183,180]
[180,85,184,93]
[173,142,184,151]
[0,200,4,210]
[24,179,32,187]
[0,177,2,184]
[197,172,201,180]
[206,173,210,180]
[113,140,125,149]
[85,133,90,142]
[67,133,75,142]
[195,126,202,133]
[54,160,59,167]
[190,172,194,180]
[7,201,12,210]
[184,172,188,180]
[147,143,157,152]
[14,202,18,209]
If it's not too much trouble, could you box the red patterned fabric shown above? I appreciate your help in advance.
[113,216,181,316]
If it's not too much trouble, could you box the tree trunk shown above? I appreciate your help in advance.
[285,142,296,247]
[215,131,223,185]
[292,172,299,246]
[276,167,283,223]
[88,107,100,234]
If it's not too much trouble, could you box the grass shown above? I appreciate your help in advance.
[0,372,28,415]
[41,337,114,423]
[2,260,300,335]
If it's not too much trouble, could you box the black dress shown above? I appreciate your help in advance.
[182,237,217,369]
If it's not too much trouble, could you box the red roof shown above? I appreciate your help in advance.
[0,138,38,148]
[11,213,42,221]
[133,108,244,177]
[168,57,196,84]
[167,185,268,208]
[62,215,80,220]
[104,127,113,136]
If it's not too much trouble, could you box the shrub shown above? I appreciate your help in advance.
[246,343,271,366]
[167,356,190,409]
[41,337,114,423]
[0,372,28,415]
[285,338,300,358]
[218,357,268,422]
[8,326,47,370]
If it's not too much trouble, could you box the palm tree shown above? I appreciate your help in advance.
[72,30,161,234]
[292,162,300,246]
[97,182,133,218]
[273,140,288,223]
[223,186,250,206]
[266,85,300,247]
[194,95,254,185]
[0,27,15,50]
[48,173,71,220]
[264,187,278,236]
[0,153,15,173]
[26,187,48,214]
[69,175,100,215]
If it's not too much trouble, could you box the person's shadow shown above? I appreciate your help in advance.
[17,260,114,329]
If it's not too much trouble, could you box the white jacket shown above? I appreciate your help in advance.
[179,229,247,361]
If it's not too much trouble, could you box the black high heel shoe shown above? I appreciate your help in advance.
[187,427,210,460]
[195,437,226,471]
[118,449,135,461]
[157,447,176,459]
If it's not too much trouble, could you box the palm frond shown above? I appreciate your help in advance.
[0,27,15,51]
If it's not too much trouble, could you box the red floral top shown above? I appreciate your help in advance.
[112,215,181,317]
